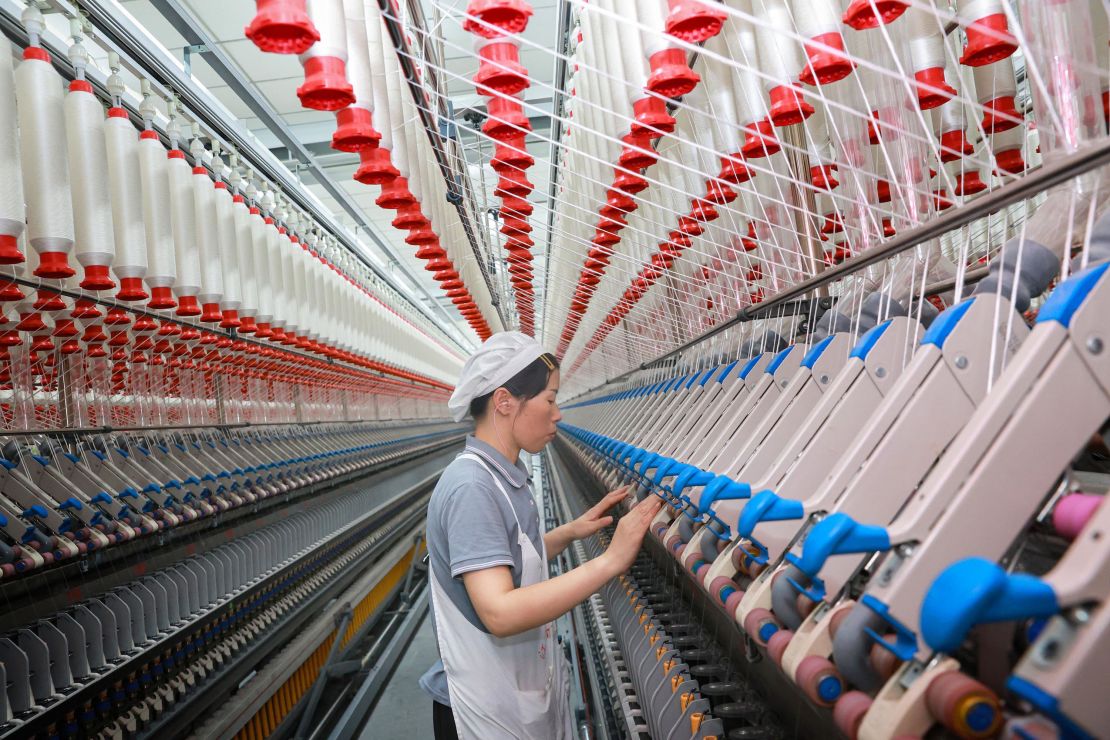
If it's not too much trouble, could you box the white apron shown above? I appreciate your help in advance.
[429,453,573,739]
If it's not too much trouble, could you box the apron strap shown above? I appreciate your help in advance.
[456,452,526,533]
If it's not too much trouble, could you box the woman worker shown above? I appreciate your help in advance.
[419,331,662,739]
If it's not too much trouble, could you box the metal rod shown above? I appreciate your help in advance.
[376,0,506,328]
[295,604,354,740]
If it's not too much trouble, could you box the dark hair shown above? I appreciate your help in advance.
[470,353,559,419]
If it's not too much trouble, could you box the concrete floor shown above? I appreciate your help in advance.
[358,610,438,739]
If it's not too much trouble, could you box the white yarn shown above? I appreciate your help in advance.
[137,136,176,286]
[192,168,224,306]
[16,55,75,252]
[167,154,200,296]
[103,115,148,279]
[64,87,116,267]
[0,45,25,241]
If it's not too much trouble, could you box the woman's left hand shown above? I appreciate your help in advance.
[571,486,631,539]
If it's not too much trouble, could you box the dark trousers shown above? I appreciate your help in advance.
[432,701,458,740]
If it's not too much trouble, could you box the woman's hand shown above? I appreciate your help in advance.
[600,494,664,576]
[570,486,631,539]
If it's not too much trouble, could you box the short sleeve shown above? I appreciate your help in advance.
[440,473,515,578]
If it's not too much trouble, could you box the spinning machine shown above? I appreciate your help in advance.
[1,0,1109,738]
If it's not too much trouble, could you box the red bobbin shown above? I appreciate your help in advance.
[0,234,22,264]
[79,264,115,291]
[960,13,1018,67]
[741,119,781,158]
[148,286,177,310]
[244,0,319,55]
[331,107,380,152]
[34,252,75,279]
[842,0,908,30]
[914,67,956,110]
[811,164,839,190]
[483,94,531,141]
[297,56,355,111]
[474,37,530,96]
[354,147,399,184]
[981,95,1021,133]
[646,48,700,99]
[800,32,855,86]
[939,129,975,162]
[463,0,533,38]
[631,95,676,137]
[664,0,727,43]
[768,84,814,127]
[994,147,1024,175]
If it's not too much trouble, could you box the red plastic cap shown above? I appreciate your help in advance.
[245,0,320,54]
[475,39,530,96]
[954,171,987,197]
[618,134,658,170]
[483,95,531,140]
[175,295,201,317]
[768,85,814,127]
[939,129,974,162]
[416,243,448,260]
[613,170,650,194]
[464,0,533,37]
[238,315,257,333]
[331,107,381,152]
[876,180,891,202]
[800,32,854,86]
[116,276,149,302]
[0,279,25,302]
[393,206,428,230]
[22,47,50,63]
[842,0,908,30]
[665,0,726,43]
[80,264,115,291]
[914,67,956,110]
[148,286,177,310]
[354,147,400,185]
[631,95,676,138]
[0,234,24,264]
[491,136,534,172]
[960,13,1017,67]
[297,56,355,112]
[376,177,416,210]
[34,252,76,279]
[811,163,839,190]
[33,289,66,312]
[981,95,1022,133]
[742,118,780,158]
[647,48,700,99]
[218,308,240,328]
[68,79,94,94]
[199,303,222,322]
[994,147,1025,175]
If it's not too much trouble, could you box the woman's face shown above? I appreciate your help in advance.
[512,369,562,454]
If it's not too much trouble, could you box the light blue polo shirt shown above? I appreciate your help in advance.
[418,435,543,706]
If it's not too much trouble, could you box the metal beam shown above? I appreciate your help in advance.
[70,0,472,353]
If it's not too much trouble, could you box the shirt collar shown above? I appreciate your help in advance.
[464,435,529,489]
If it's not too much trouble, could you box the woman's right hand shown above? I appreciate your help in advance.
[601,494,664,576]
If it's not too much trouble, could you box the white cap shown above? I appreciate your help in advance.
[448,331,548,422]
